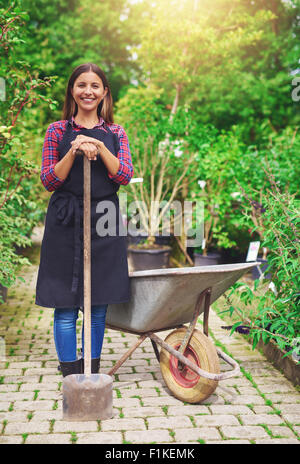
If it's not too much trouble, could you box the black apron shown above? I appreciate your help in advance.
[35,120,130,308]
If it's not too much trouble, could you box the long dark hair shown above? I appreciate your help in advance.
[62,63,114,123]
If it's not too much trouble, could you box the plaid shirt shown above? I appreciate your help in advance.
[40,116,133,192]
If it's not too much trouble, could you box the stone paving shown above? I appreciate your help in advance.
[0,229,299,444]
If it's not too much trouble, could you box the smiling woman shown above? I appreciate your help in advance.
[71,72,108,128]
[35,62,134,378]
[62,63,114,125]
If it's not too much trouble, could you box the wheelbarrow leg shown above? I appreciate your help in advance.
[203,288,211,337]
[107,334,148,377]
[151,339,160,362]
[178,287,211,358]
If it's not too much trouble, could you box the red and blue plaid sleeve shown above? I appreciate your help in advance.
[107,124,134,185]
[40,121,67,192]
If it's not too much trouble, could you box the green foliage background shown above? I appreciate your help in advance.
[0,0,299,350]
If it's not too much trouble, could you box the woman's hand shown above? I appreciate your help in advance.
[71,135,104,161]
[72,134,103,150]
[70,134,119,176]
[76,142,99,160]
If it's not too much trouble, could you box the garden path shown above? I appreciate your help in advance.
[0,226,299,444]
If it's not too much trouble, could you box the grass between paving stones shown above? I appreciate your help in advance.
[246,403,255,412]
[208,327,300,442]
[216,426,226,440]
[162,405,168,416]
[49,419,55,432]
[122,431,132,444]
[1,420,7,434]
[154,387,161,396]
[70,432,77,443]
[258,423,291,439]
[130,394,144,407]
[189,416,197,427]
[168,429,175,440]
[115,388,122,398]
[236,415,243,425]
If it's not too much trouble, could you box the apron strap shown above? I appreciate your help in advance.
[103,122,120,155]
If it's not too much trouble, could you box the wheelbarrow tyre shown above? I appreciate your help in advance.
[160,328,220,404]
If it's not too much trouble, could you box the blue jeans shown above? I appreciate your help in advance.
[53,305,107,362]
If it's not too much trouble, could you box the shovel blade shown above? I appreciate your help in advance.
[63,373,113,421]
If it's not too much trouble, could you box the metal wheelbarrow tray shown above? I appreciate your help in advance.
[106,262,258,404]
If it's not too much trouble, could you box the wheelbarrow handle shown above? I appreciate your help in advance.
[215,348,241,380]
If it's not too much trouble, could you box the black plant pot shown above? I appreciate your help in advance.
[154,235,173,246]
[128,246,172,271]
[194,252,221,266]
[126,231,173,248]
[126,234,148,247]
[219,248,245,265]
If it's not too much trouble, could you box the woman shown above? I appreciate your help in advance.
[35,63,133,377]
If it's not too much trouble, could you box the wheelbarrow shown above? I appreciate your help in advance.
[105,262,258,404]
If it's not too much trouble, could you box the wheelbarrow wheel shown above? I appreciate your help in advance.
[160,328,220,404]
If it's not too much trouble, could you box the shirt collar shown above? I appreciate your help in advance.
[71,116,105,129]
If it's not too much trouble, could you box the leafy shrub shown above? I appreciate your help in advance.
[219,173,300,361]
[231,127,299,250]
[0,3,54,297]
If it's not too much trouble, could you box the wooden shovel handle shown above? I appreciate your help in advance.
[75,149,100,157]
[83,156,91,375]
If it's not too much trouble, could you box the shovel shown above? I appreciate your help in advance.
[62,154,113,421]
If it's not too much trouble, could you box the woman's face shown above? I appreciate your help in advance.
[71,71,108,114]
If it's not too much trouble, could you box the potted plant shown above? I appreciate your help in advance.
[126,134,196,271]
[191,128,244,265]
[115,85,197,270]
